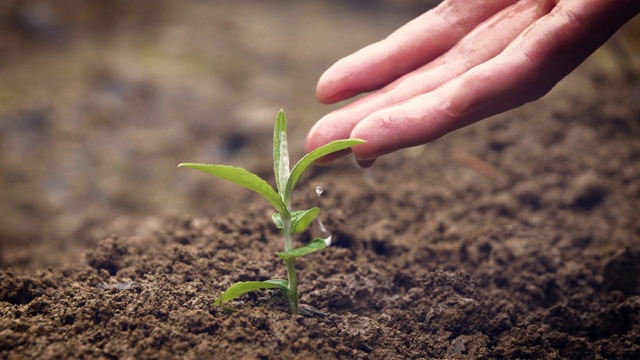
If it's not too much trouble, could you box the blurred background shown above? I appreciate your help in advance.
[1,0,638,268]
[0,0,433,267]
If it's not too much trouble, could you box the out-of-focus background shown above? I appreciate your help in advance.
[0,0,434,267]
[0,0,638,268]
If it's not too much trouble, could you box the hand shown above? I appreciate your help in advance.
[306,0,640,167]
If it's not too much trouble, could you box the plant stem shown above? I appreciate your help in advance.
[284,257,299,314]
[281,212,299,314]
[282,212,293,252]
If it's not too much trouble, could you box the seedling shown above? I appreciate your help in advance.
[179,109,364,314]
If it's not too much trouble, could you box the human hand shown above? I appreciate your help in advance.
[306,0,640,167]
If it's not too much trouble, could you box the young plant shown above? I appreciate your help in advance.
[179,109,364,314]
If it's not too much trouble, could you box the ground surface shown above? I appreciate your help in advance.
[2,1,640,359]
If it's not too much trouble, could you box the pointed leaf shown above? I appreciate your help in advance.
[273,109,290,198]
[287,138,365,195]
[292,207,320,233]
[178,163,287,214]
[276,238,327,260]
[214,279,288,305]
[272,208,320,233]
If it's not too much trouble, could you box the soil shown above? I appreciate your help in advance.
[2,1,640,359]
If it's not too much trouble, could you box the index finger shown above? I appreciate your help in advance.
[316,0,518,104]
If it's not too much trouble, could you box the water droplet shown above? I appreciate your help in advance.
[313,219,332,247]
[315,186,324,197]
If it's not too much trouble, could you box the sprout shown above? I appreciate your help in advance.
[179,109,364,314]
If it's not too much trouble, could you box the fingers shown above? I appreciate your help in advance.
[315,0,519,104]
[349,0,640,162]
[307,0,548,162]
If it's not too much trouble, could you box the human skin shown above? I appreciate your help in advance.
[306,0,640,167]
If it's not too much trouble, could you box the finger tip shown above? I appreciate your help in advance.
[315,85,333,105]
[316,68,339,104]
[306,111,358,151]
[305,126,348,167]
[316,66,361,104]
[350,122,378,159]
[305,122,325,153]
[356,158,376,168]
[318,150,351,166]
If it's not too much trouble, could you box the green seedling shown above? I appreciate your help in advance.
[179,109,364,314]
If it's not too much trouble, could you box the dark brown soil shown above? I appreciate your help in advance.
[3,67,640,358]
[2,2,640,359]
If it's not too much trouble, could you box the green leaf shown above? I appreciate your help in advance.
[272,208,320,233]
[214,279,288,305]
[292,207,320,233]
[273,109,290,199]
[272,212,283,230]
[287,138,366,195]
[276,238,327,260]
[178,163,287,214]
